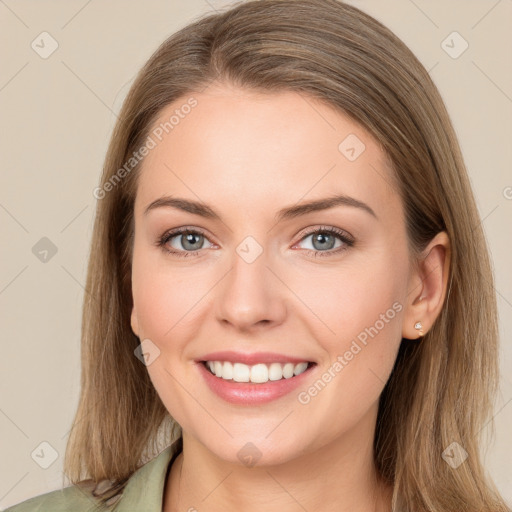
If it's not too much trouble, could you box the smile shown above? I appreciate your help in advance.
[197,359,318,405]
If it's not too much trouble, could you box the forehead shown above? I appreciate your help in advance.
[135,85,400,222]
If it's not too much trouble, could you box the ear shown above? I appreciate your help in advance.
[402,231,451,340]
[130,306,140,338]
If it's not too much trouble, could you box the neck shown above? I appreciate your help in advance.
[163,407,392,512]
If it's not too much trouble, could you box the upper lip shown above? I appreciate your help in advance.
[197,351,315,366]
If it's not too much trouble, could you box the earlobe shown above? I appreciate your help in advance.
[402,231,451,340]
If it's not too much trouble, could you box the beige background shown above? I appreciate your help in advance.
[1,0,511,508]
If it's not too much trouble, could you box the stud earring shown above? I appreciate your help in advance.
[414,321,424,337]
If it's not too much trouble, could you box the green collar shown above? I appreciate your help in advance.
[115,436,182,511]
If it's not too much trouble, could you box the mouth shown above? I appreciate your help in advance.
[200,360,317,384]
[196,357,318,405]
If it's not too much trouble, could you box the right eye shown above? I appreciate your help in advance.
[157,227,214,257]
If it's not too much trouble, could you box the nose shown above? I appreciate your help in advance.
[215,246,287,332]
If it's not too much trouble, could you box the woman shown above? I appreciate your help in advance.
[6,0,510,510]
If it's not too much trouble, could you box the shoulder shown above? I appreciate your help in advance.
[5,438,183,512]
[3,481,106,511]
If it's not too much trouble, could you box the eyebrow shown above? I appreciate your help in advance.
[143,194,377,222]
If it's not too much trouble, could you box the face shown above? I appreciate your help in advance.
[130,83,413,466]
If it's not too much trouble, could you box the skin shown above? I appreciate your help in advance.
[130,82,450,512]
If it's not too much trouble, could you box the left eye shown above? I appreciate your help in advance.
[296,230,343,251]
[292,227,354,257]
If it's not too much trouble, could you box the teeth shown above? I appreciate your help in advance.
[233,362,250,382]
[204,360,310,383]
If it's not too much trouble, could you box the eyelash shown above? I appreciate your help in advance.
[156,225,355,259]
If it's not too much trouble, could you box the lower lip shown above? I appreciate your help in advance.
[196,361,317,405]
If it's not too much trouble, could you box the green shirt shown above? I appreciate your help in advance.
[4,438,183,511]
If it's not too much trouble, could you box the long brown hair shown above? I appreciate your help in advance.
[63,1,510,509]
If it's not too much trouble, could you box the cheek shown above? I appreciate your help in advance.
[131,244,215,348]
[133,267,196,340]
[302,258,404,389]
[130,251,208,425]
[293,279,402,426]
[298,258,403,343]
